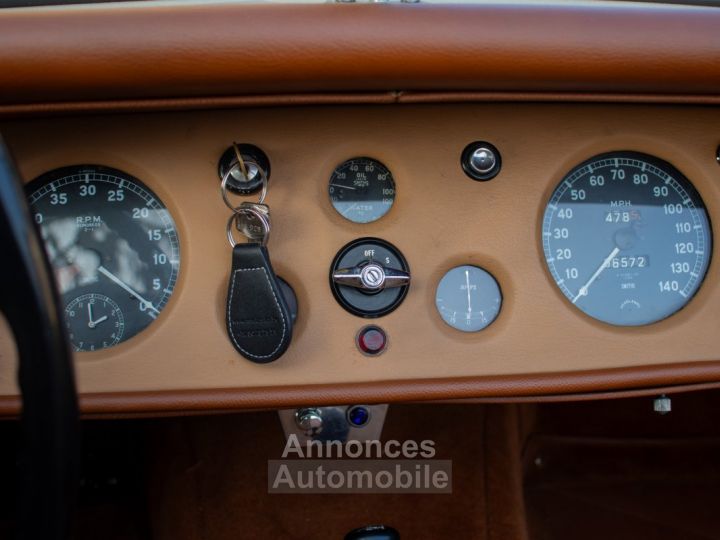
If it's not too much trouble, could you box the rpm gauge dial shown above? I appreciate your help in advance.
[27,165,180,352]
[542,152,712,326]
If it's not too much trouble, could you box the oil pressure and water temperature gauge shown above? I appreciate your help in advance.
[329,157,396,224]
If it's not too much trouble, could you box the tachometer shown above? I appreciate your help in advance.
[27,165,180,351]
[542,151,712,326]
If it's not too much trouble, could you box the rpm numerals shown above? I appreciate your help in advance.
[27,166,181,350]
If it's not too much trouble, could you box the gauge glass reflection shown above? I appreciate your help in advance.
[27,165,180,351]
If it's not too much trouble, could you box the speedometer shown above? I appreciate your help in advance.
[27,165,180,351]
[542,151,712,326]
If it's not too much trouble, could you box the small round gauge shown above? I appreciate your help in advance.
[435,266,502,332]
[27,165,180,352]
[65,293,125,352]
[542,151,712,326]
[329,157,396,223]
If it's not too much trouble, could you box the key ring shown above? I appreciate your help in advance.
[226,206,271,247]
[220,161,268,212]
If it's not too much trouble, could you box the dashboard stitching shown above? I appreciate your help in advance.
[227,266,286,360]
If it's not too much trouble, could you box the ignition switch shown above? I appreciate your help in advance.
[330,238,411,317]
[217,143,271,195]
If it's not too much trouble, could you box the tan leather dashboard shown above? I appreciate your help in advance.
[1,103,720,414]
[1,1,720,414]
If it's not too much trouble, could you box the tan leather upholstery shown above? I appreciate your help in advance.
[0,4,719,104]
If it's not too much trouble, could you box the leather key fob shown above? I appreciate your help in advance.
[226,243,293,363]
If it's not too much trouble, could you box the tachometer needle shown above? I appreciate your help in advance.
[572,246,620,304]
[98,266,159,315]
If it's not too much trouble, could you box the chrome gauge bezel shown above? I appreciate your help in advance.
[26,164,181,352]
[541,151,713,327]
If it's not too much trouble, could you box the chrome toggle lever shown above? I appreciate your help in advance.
[332,262,411,292]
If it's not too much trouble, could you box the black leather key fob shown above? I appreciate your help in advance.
[226,243,293,363]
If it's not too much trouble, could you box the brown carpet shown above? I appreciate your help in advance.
[147,404,528,540]
[4,393,720,539]
[523,391,720,540]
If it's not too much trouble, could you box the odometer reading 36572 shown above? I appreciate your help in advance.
[542,152,712,326]
[28,165,180,351]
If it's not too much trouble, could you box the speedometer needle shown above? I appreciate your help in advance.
[572,247,621,304]
[98,266,159,315]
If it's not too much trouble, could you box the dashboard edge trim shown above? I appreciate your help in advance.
[3,92,720,119]
[0,361,718,415]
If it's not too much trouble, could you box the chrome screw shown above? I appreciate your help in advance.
[653,394,672,415]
